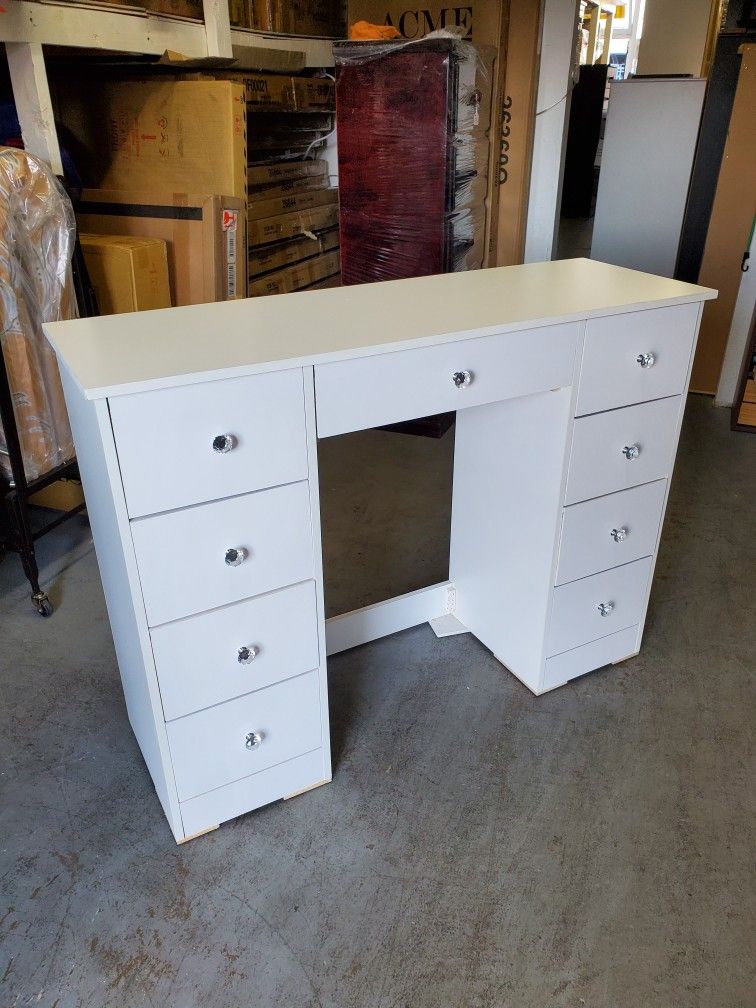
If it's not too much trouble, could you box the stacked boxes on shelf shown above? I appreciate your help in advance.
[231,0,346,35]
[223,70,341,297]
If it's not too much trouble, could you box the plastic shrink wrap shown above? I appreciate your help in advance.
[334,31,494,285]
[0,149,76,483]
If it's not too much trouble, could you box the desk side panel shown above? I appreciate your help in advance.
[59,368,183,840]
[450,388,574,690]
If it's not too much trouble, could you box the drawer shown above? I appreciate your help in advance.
[180,749,327,837]
[556,479,667,585]
[132,481,313,626]
[167,669,322,802]
[542,625,639,692]
[565,396,681,505]
[547,556,653,656]
[576,302,699,416]
[152,581,320,721]
[314,322,580,437]
[110,369,308,518]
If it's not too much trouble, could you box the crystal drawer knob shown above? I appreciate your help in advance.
[597,601,614,617]
[245,731,263,750]
[453,370,473,388]
[610,527,628,543]
[224,546,247,567]
[237,645,258,664]
[212,434,236,454]
[636,353,655,368]
[622,444,641,460]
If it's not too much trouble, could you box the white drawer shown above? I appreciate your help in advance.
[576,303,699,416]
[132,481,313,626]
[180,749,327,837]
[565,397,681,505]
[314,322,580,437]
[110,369,308,518]
[547,556,653,656]
[151,581,320,721]
[167,669,322,802]
[542,625,639,692]
[556,479,667,585]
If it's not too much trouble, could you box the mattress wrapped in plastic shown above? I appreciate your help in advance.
[334,31,494,285]
[0,148,76,484]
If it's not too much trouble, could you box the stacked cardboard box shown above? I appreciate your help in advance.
[234,71,341,296]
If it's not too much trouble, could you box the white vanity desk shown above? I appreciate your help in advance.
[46,258,715,843]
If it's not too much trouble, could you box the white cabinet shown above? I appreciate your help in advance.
[47,260,712,841]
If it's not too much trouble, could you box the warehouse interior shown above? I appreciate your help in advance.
[1,1,754,1005]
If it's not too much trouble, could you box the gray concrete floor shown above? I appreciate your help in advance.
[1,395,754,1008]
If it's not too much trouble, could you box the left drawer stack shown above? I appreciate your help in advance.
[109,369,328,836]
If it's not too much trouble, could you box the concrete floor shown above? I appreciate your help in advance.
[0,395,754,1007]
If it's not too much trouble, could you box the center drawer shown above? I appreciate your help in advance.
[110,368,308,518]
[151,581,320,721]
[313,322,580,437]
[166,669,322,802]
[556,479,667,585]
[547,556,653,656]
[565,396,681,505]
[131,481,313,626]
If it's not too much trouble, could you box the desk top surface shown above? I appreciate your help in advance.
[46,258,715,400]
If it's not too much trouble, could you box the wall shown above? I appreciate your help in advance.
[636,0,713,76]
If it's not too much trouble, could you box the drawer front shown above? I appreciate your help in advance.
[132,481,313,626]
[152,581,320,721]
[314,322,580,437]
[547,556,653,656]
[542,625,639,692]
[576,303,699,416]
[180,749,326,837]
[556,479,667,585]
[167,669,322,802]
[565,396,681,505]
[110,369,308,518]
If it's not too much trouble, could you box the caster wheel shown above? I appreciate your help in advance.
[33,595,53,618]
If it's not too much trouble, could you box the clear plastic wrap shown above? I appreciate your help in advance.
[0,148,76,484]
[334,31,494,285]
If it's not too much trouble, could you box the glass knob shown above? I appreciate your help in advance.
[224,546,247,567]
[245,731,263,750]
[452,370,473,388]
[237,645,259,665]
[597,601,615,617]
[213,434,236,453]
[622,444,641,460]
[636,353,655,368]
[610,527,628,542]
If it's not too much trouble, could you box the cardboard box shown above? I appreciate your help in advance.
[347,1,497,43]
[247,159,329,186]
[248,203,339,246]
[202,71,335,110]
[248,227,339,276]
[248,174,329,204]
[80,234,171,315]
[304,274,342,289]
[30,479,85,513]
[247,186,338,221]
[250,249,341,295]
[254,0,346,37]
[55,80,247,202]
[77,191,246,304]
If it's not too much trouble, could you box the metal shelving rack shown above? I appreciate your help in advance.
[0,1,335,613]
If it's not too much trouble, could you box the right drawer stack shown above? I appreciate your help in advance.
[546,302,700,687]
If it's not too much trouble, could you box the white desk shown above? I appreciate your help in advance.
[46,259,716,842]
